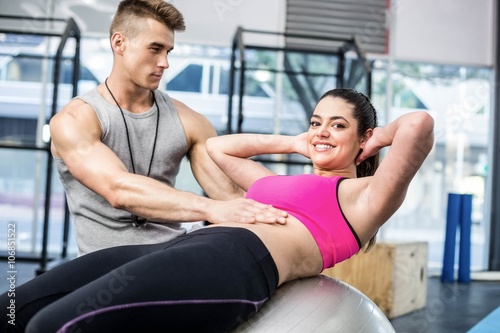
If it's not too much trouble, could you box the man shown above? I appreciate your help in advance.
[50,0,287,255]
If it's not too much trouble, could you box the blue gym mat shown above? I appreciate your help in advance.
[467,306,500,333]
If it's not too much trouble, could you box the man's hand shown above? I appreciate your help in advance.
[208,198,288,225]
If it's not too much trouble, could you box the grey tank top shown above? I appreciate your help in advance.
[56,88,188,255]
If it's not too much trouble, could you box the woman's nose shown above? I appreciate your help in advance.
[316,127,330,138]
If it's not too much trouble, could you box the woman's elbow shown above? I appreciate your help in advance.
[419,111,434,129]
[420,112,435,149]
[411,111,435,150]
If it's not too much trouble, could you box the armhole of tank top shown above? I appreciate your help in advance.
[77,93,107,140]
[336,177,362,248]
[160,91,178,116]
[157,91,190,150]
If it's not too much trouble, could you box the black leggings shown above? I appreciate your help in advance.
[0,227,279,333]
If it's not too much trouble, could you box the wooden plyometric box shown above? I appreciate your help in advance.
[322,241,428,319]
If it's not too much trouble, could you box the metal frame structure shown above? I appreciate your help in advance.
[227,27,372,135]
[0,15,81,273]
[489,2,500,271]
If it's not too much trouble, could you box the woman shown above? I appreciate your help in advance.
[0,89,434,333]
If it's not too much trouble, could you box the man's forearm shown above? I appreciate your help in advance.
[106,172,213,222]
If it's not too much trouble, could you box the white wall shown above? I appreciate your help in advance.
[171,0,287,47]
[0,0,495,66]
[172,0,496,66]
[391,0,495,66]
[0,0,120,37]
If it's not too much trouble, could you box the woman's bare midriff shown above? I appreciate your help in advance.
[209,215,323,286]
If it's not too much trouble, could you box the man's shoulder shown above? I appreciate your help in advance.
[58,97,95,117]
[168,95,209,123]
[156,90,193,114]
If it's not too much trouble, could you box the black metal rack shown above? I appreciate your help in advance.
[227,27,372,135]
[0,15,81,273]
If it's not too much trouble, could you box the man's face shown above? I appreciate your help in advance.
[120,18,175,91]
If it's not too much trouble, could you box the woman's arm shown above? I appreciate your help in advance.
[355,111,434,228]
[207,133,307,191]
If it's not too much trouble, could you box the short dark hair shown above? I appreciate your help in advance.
[110,0,186,38]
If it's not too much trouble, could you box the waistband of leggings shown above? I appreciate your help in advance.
[191,226,279,290]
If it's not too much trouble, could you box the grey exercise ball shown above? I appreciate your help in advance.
[233,274,395,333]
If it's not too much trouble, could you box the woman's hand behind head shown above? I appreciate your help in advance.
[294,132,311,159]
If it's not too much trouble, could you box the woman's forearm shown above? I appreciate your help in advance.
[358,111,434,164]
[207,134,297,158]
[367,111,434,193]
[206,134,300,191]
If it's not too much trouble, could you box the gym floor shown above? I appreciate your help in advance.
[2,260,500,332]
[390,274,500,333]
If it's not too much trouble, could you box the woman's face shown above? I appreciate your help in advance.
[307,96,365,176]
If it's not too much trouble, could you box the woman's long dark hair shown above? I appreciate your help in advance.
[318,88,380,251]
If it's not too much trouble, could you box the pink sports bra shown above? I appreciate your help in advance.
[246,174,361,270]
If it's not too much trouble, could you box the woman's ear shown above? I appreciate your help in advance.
[359,128,374,149]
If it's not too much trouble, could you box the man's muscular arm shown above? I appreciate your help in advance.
[50,98,287,224]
